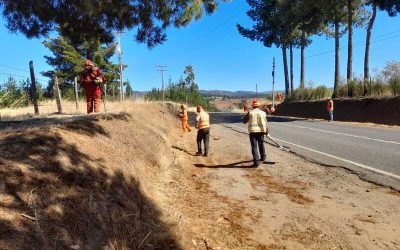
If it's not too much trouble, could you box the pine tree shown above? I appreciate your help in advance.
[0,0,224,47]
[42,36,120,98]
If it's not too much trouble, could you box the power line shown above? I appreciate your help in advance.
[156,65,167,101]
[0,64,30,73]
[274,29,400,68]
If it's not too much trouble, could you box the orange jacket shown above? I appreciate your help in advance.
[327,100,334,111]
[180,110,188,120]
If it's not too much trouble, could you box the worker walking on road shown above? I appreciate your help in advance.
[327,98,334,122]
[180,104,192,132]
[196,105,210,157]
[79,59,107,114]
[243,100,268,167]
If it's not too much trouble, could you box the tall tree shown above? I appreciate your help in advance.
[238,0,298,97]
[364,0,400,95]
[295,0,324,89]
[42,36,120,96]
[347,0,354,93]
[347,0,368,97]
[290,44,294,95]
[318,0,348,98]
[0,0,225,47]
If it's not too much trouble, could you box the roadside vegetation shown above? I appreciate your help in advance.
[238,0,400,99]
[145,65,218,111]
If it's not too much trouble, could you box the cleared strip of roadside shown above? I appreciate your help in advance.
[227,123,400,182]
[269,122,400,145]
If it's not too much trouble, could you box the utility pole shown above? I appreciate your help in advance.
[156,65,167,101]
[272,57,276,107]
[116,31,126,102]
[256,84,258,98]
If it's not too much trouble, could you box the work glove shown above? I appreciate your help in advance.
[94,77,103,84]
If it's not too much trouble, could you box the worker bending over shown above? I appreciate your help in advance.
[195,105,210,157]
[243,100,269,167]
[180,104,192,132]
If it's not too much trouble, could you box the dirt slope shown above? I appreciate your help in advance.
[1,103,399,249]
[0,103,180,249]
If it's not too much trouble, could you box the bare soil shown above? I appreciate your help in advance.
[166,121,400,249]
[1,103,399,249]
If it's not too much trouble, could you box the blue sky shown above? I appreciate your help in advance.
[0,0,399,92]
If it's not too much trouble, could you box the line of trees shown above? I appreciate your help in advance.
[238,0,400,99]
[146,65,217,111]
[0,77,45,108]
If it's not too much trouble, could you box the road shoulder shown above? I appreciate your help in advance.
[166,124,400,249]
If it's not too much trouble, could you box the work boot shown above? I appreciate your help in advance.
[203,153,208,157]
[196,151,202,156]
[252,161,260,168]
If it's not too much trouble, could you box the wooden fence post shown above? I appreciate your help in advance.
[29,61,39,115]
[74,77,79,111]
[54,76,63,114]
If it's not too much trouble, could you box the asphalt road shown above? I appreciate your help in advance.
[210,112,400,190]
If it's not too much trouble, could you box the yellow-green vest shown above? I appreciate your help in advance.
[199,111,210,129]
[248,108,267,133]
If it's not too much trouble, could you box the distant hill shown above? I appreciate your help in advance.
[200,90,281,98]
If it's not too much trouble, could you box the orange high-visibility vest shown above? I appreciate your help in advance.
[199,111,210,129]
[327,100,334,111]
[180,110,188,120]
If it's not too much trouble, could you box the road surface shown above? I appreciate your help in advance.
[210,112,400,190]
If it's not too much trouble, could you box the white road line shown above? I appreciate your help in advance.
[227,123,400,181]
[269,122,400,145]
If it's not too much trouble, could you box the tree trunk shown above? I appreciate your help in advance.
[364,4,377,96]
[290,44,294,96]
[300,31,306,89]
[333,19,340,98]
[282,46,290,97]
[347,0,353,97]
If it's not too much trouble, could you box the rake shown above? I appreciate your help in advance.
[266,134,289,151]
[210,134,221,141]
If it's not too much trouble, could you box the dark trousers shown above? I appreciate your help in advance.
[197,128,210,155]
[249,133,266,164]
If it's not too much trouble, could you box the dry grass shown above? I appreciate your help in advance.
[0,99,185,121]
[0,102,182,249]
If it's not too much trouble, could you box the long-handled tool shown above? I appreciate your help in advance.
[266,134,288,151]
[210,134,220,141]
[102,84,107,112]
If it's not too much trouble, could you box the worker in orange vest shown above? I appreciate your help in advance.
[327,98,334,122]
[276,92,282,103]
[195,105,210,157]
[180,104,192,132]
[79,59,107,113]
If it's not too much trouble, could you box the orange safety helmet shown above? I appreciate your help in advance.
[251,99,261,108]
[84,59,95,67]
[197,105,203,112]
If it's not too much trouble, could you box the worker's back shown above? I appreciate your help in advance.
[198,111,210,129]
[248,108,267,133]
